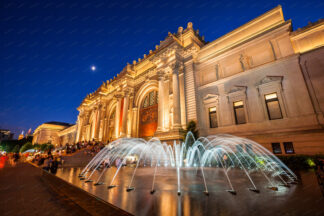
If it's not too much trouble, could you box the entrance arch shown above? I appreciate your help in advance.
[139,90,158,138]
[106,101,117,142]
[107,109,116,142]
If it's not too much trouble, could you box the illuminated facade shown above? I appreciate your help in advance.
[74,6,324,154]
[32,122,76,146]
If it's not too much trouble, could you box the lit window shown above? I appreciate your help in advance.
[143,96,149,108]
[283,142,295,154]
[149,91,155,106]
[109,110,116,120]
[265,93,283,120]
[271,143,282,154]
[142,91,158,108]
[209,107,218,128]
[233,101,246,124]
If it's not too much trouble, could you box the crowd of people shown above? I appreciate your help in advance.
[64,141,105,156]
[28,141,105,173]
[31,153,62,174]
[0,152,20,168]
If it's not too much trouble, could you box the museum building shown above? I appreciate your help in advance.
[34,6,324,155]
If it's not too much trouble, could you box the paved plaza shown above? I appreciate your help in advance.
[0,162,90,216]
[56,166,324,216]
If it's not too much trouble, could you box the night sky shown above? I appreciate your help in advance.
[1,0,323,138]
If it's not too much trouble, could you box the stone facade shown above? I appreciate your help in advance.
[32,122,75,146]
[75,6,324,154]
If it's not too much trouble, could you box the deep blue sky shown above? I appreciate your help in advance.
[1,0,323,138]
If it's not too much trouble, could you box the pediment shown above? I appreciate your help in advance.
[203,94,219,101]
[257,76,283,86]
[228,85,247,94]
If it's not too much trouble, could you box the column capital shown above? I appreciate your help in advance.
[114,94,123,99]
[164,74,171,81]
[157,70,165,78]
[132,107,138,111]
[158,74,165,81]
[169,62,183,74]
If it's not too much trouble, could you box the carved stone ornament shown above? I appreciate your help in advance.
[257,76,283,86]
[203,94,219,105]
[228,85,247,94]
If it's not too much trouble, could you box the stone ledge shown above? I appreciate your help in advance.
[154,129,185,142]
[40,168,133,216]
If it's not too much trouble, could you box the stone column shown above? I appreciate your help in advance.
[183,59,198,122]
[76,114,82,143]
[127,96,133,137]
[157,73,165,131]
[94,106,102,140]
[164,75,170,130]
[131,107,138,137]
[121,93,129,137]
[115,96,122,138]
[218,84,233,126]
[172,64,181,129]
[104,118,109,142]
[179,70,186,129]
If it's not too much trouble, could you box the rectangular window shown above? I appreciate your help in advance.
[233,101,246,124]
[265,93,283,120]
[283,142,295,154]
[209,107,218,128]
[271,143,282,154]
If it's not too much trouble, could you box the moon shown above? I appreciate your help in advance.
[91,65,96,71]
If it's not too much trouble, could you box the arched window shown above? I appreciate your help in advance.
[142,90,158,108]
[139,90,159,138]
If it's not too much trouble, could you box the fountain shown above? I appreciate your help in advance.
[78,133,297,195]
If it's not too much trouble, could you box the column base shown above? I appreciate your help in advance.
[120,132,127,138]
[154,129,185,144]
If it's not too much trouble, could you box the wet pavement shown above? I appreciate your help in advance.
[0,162,90,216]
[55,166,324,216]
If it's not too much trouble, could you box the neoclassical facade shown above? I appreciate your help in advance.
[32,122,76,146]
[75,6,324,154]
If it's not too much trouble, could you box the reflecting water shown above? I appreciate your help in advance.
[56,167,324,216]
[79,134,298,196]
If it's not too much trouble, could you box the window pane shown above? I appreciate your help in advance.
[265,93,278,100]
[271,143,282,154]
[284,142,295,154]
[143,96,149,108]
[267,100,282,119]
[209,107,218,128]
[234,101,244,107]
[265,93,283,120]
[234,107,246,124]
[149,91,155,106]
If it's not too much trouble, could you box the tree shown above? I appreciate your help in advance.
[12,145,20,153]
[20,142,33,153]
[183,120,199,147]
[39,143,54,152]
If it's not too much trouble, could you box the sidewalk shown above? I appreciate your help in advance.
[0,162,90,216]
